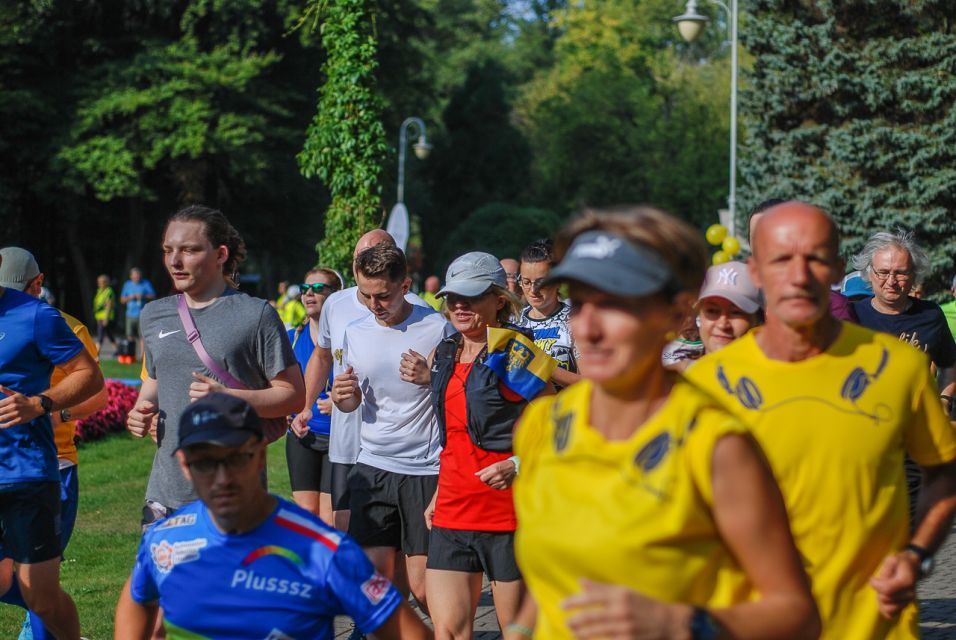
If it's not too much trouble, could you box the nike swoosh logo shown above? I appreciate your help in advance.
[158,330,182,339]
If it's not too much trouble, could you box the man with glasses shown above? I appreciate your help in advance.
[116,393,431,640]
[515,239,580,389]
[851,229,956,406]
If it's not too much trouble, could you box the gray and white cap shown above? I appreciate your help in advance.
[438,251,507,297]
[543,231,680,297]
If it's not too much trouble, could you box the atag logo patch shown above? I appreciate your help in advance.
[156,514,197,530]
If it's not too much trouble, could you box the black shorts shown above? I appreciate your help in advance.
[331,462,353,511]
[286,433,332,494]
[347,463,437,556]
[427,526,521,582]
[0,482,62,564]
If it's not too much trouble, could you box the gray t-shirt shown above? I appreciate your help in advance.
[140,289,296,509]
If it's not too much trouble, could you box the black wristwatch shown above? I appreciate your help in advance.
[690,607,723,640]
[904,543,935,578]
[36,394,54,415]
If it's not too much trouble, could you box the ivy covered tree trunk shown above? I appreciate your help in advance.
[298,0,387,277]
[739,0,956,297]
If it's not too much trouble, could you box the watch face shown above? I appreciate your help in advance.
[39,395,53,413]
[922,557,935,577]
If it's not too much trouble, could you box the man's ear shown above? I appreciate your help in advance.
[176,450,194,483]
[27,273,44,298]
[402,277,411,294]
[216,245,229,267]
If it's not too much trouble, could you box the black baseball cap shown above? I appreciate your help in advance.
[544,230,681,297]
[177,393,263,450]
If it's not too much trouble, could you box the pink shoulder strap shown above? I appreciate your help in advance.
[176,294,249,390]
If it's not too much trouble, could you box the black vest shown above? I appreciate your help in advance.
[429,327,532,453]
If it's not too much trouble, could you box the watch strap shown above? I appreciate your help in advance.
[36,394,53,415]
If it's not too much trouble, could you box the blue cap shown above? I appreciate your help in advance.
[841,271,872,298]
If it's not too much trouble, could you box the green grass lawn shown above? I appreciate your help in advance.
[0,432,294,639]
[99,360,143,381]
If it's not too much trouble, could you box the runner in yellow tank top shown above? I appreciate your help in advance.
[689,201,956,639]
[507,206,819,640]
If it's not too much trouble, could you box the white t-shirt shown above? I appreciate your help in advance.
[343,304,453,475]
[318,286,430,464]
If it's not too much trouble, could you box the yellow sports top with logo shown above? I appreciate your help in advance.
[50,310,99,466]
[513,378,754,639]
[687,323,956,639]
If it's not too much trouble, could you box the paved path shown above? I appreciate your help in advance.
[918,525,956,638]
[330,527,956,638]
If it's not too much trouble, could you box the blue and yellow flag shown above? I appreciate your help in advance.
[484,327,557,400]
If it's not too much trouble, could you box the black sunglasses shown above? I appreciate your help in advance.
[300,283,336,294]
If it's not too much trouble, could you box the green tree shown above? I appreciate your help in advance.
[739,0,956,297]
[439,202,563,269]
[516,0,732,227]
[298,0,387,277]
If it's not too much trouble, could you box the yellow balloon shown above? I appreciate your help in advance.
[705,224,728,246]
[712,250,731,265]
[722,236,741,256]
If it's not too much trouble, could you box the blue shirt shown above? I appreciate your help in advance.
[288,328,333,437]
[130,497,403,639]
[121,279,156,318]
[0,288,84,484]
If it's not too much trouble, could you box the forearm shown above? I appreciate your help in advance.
[226,367,304,418]
[46,352,104,411]
[704,593,819,640]
[334,393,361,414]
[913,461,956,552]
[303,348,333,409]
[551,367,581,388]
[114,579,157,640]
[66,383,108,420]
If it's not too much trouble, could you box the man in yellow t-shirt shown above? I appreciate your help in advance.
[688,202,956,639]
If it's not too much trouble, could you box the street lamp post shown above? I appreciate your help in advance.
[388,117,432,252]
[396,117,432,204]
[673,0,738,232]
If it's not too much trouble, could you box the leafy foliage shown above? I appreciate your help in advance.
[516,0,732,228]
[439,202,563,269]
[298,0,387,276]
[739,0,956,297]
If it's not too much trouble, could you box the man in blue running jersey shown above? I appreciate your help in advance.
[115,393,432,640]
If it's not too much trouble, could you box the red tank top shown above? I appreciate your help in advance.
[432,363,517,531]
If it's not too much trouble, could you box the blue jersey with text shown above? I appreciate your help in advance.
[0,288,83,483]
[288,328,332,437]
[130,497,402,639]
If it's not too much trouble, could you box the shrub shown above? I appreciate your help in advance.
[75,380,138,443]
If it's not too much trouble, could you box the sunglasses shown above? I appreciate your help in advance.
[445,290,493,307]
[300,283,336,294]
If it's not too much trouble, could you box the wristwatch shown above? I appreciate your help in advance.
[690,607,723,640]
[904,543,935,578]
[36,394,54,415]
[59,408,72,422]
